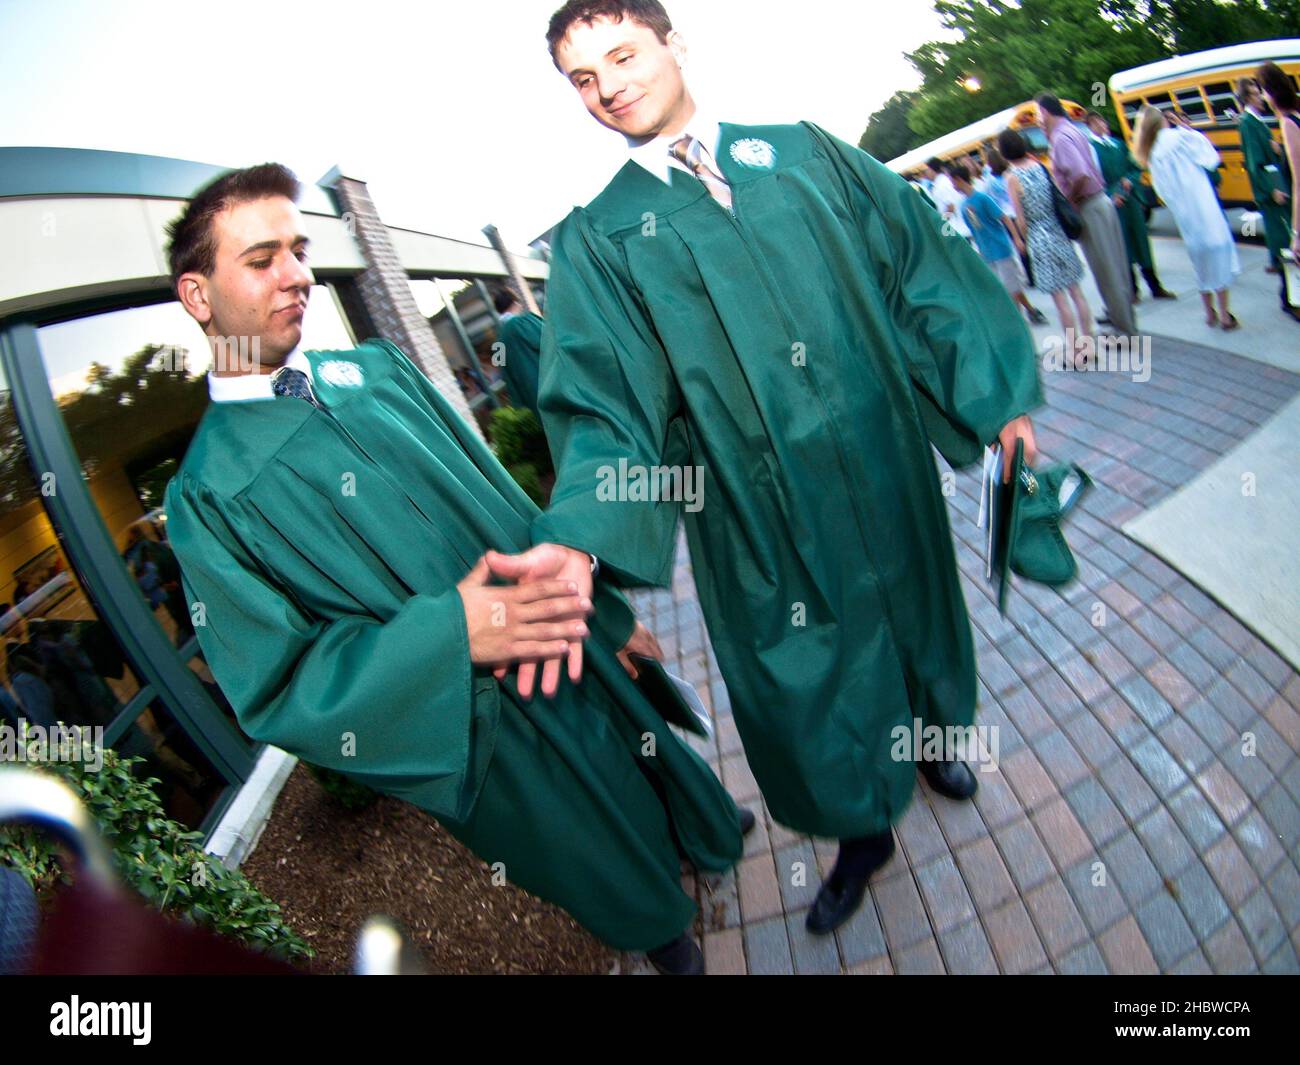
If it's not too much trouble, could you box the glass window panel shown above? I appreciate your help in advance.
[1174,86,1209,123]
[187,651,239,728]
[1203,81,1238,125]
[0,366,143,732]
[118,698,227,828]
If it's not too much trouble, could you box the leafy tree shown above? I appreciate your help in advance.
[859,91,924,160]
[903,0,1167,141]
[877,0,1300,147]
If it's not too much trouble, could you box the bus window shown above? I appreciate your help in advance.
[1122,99,1142,129]
[1204,81,1238,125]
[1145,91,1174,112]
[1174,86,1210,124]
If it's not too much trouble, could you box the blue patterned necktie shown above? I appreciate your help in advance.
[271,366,319,407]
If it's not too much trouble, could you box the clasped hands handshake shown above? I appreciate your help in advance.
[455,417,1036,699]
[456,543,662,699]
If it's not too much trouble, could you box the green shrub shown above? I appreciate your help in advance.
[489,406,553,508]
[0,734,311,963]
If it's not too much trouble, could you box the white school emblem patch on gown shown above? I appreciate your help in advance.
[318,360,365,388]
[730,139,777,170]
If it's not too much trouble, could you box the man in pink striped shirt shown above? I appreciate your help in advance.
[1037,93,1138,336]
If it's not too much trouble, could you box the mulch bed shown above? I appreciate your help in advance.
[240,764,617,975]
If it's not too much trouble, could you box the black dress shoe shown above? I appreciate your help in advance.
[1151,288,1177,299]
[646,933,704,975]
[919,758,978,800]
[738,806,757,836]
[805,832,896,935]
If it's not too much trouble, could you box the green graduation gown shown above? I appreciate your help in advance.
[497,312,545,418]
[1092,133,1155,272]
[164,340,743,951]
[534,122,1042,839]
[1239,108,1292,260]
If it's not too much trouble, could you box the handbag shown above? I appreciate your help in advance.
[1040,163,1083,239]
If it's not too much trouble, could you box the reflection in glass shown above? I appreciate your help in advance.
[117,699,226,829]
[0,370,141,731]
[187,652,238,728]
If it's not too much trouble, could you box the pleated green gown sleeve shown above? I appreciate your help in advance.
[164,340,742,951]
[534,121,1041,837]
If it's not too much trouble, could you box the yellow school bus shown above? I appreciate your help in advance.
[886,99,1088,181]
[1109,39,1300,207]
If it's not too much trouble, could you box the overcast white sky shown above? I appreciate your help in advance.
[0,0,946,249]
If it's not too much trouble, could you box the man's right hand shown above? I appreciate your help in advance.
[484,544,594,698]
[457,555,592,669]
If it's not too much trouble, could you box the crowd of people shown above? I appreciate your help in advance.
[911,62,1300,353]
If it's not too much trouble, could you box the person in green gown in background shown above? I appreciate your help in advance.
[161,163,750,975]
[1235,76,1300,322]
[491,0,1043,936]
[492,288,545,418]
[1085,111,1176,303]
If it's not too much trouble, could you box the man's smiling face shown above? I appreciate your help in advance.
[553,15,692,143]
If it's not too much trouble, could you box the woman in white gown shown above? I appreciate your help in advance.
[1135,105,1241,329]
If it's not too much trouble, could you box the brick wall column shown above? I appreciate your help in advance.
[482,224,541,314]
[322,171,484,440]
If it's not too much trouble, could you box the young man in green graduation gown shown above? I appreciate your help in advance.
[161,163,749,974]
[503,0,1043,934]
[1235,76,1299,321]
[1085,111,1175,303]
[493,288,545,418]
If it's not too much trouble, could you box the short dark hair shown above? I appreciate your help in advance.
[997,128,1028,161]
[1085,110,1108,126]
[493,288,521,315]
[1257,61,1299,113]
[949,162,971,184]
[164,163,301,290]
[1034,93,1067,118]
[986,147,1008,176]
[926,156,945,173]
[546,0,672,64]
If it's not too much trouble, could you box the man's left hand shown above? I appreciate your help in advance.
[617,621,664,681]
[997,414,1039,483]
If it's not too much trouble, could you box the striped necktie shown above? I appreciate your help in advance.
[271,366,319,407]
[669,135,733,212]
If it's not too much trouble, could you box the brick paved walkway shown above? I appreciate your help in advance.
[625,334,1300,975]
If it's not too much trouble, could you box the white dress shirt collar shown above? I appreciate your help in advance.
[207,347,312,404]
[627,104,724,186]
